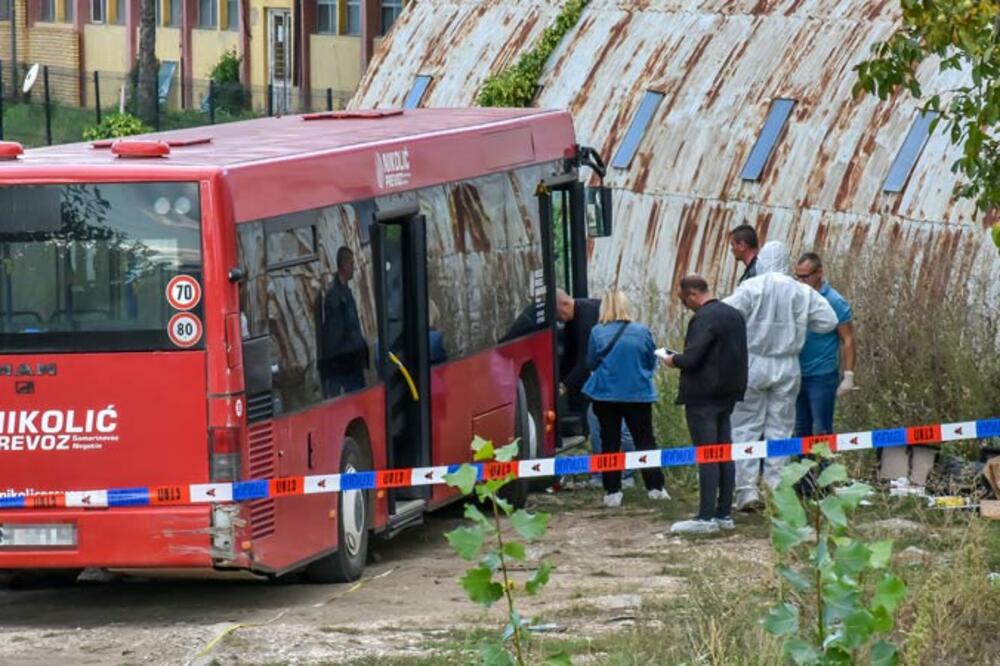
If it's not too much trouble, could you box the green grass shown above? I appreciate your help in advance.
[1,100,258,148]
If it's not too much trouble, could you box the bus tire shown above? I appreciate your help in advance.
[305,437,369,584]
[501,379,537,509]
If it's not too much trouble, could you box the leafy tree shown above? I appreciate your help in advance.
[765,445,906,665]
[853,0,1000,253]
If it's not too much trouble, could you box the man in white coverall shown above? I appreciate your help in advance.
[723,241,839,511]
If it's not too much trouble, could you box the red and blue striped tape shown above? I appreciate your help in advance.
[1,417,997,510]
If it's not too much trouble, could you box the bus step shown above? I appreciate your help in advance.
[557,435,587,454]
[387,498,426,536]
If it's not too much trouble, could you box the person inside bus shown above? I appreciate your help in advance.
[582,290,670,507]
[428,298,448,364]
[319,246,370,397]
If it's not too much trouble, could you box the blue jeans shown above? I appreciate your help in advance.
[794,371,839,436]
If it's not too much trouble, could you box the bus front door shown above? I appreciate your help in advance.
[373,211,432,528]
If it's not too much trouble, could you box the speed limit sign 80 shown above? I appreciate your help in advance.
[168,312,203,348]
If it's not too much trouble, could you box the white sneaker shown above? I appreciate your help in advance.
[603,492,623,508]
[647,488,671,501]
[671,519,719,535]
[714,516,736,530]
[735,488,762,512]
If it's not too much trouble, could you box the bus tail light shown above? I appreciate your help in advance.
[210,427,242,482]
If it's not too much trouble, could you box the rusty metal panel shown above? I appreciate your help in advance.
[353,0,1000,326]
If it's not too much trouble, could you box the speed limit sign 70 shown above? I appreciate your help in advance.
[166,275,202,311]
[168,313,203,348]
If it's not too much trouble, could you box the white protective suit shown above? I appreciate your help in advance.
[723,241,838,502]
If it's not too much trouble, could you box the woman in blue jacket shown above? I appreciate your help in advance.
[583,290,670,507]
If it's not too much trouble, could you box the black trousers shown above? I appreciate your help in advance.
[592,400,665,494]
[685,402,736,520]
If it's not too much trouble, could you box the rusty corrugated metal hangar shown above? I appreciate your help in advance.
[352,0,999,330]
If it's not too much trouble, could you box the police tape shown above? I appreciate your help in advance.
[3,417,999,511]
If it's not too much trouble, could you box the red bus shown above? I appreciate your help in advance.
[0,108,610,582]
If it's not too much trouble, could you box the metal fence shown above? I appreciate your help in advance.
[0,61,355,147]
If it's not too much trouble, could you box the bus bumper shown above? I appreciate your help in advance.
[0,506,217,569]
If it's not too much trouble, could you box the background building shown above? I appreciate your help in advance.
[0,0,407,112]
[351,0,1000,329]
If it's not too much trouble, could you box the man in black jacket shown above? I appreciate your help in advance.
[661,275,747,534]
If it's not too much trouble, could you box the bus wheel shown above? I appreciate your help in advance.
[305,437,369,584]
[501,379,537,509]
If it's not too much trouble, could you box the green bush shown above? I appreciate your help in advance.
[209,47,248,115]
[82,112,151,141]
[477,0,588,108]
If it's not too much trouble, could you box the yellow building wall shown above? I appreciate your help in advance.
[309,35,361,96]
[27,24,81,105]
[81,24,128,108]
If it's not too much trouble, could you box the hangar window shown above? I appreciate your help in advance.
[741,98,796,181]
[610,91,664,169]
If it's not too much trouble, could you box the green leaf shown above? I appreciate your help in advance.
[502,541,526,561]
[771,518,814,554]
[834,482,872,511]
[542,652,572,666]
[822,646,853,665]
[480,643,516,666]
[823,578,860,625]
[869,540,893,569]
[817,463,848,487]
[871,605,894,634]
[833,539,871,575]
[819,496,849,529]
[464,503,493,529]
[773,485,808,528]
[493,495,514,516]
[784,638,820,665]
[495,441,520,462]
[779,459,817,488]
[511,509,549,541]
[777,564,813,592]
[472,436,495,461]
[526,560,553,595]
[459,566,504,607]
[476,478,511,502]
[872,574,907,615]
[871,640,900,666]
[481,551,502,572]
[842,609,875,648]
[812,442,834,460]
[763,602,799,636]
[446,525,486,561]
[444,464,478,495]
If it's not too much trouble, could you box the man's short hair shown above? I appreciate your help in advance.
[679,274,709,296]
[336,246,354,270]
[798,252,823,270]
[730,224,759,249]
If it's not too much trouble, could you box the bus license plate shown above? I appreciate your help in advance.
[0,524,77,548]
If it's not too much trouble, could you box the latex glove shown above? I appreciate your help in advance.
[837,370,855,397]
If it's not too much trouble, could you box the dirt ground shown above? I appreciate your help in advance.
[0,484,774,666]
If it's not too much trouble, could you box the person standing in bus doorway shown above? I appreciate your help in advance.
[730,224,761,285]
[556,289,636,488]
[661,275,747,534]
[723,241,838,511]
[320,246,369,398]
[582,290,669,508]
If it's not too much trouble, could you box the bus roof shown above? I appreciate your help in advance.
[5,108,577,221]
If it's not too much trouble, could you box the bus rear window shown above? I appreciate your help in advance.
[0,182,203,353]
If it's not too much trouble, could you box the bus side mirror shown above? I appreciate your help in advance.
[586,186,613,238]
